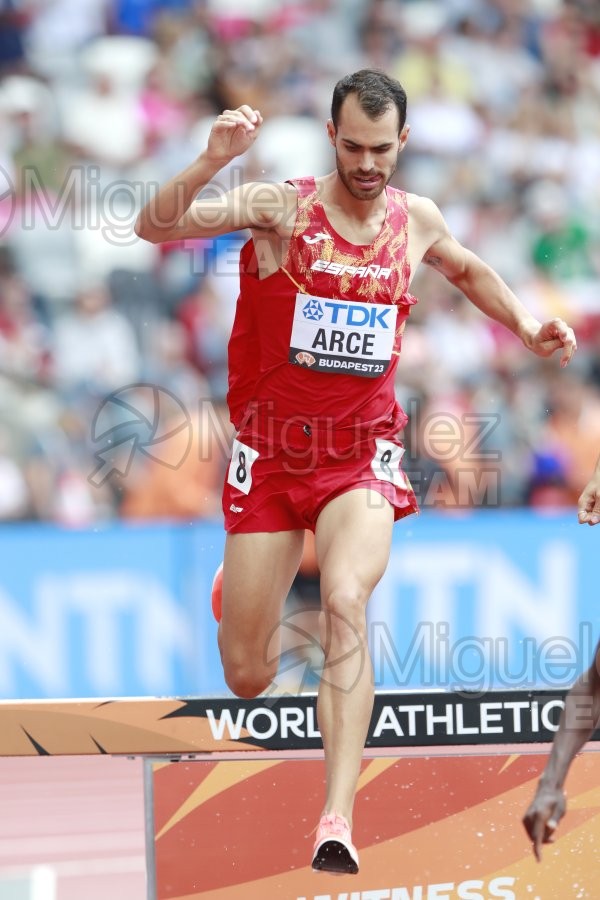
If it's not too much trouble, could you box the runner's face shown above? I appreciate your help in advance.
[329,94,407,201]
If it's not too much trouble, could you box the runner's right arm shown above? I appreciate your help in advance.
[134,105,287,242]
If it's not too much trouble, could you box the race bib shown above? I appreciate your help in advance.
[227,439,259,495]
[371,439,407,488]
[289,294,397,378]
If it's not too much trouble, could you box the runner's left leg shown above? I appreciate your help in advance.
[314,488,394,825]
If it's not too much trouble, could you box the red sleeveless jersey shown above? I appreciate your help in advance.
[227,176,417,433]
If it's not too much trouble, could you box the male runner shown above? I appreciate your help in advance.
[523,454,600,861]
[135,69,577,875]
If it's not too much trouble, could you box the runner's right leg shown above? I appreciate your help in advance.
[218,529,305,698]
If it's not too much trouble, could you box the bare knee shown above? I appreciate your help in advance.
[219,622,280,698]
[320,585,368,649]
[223,660,277,699]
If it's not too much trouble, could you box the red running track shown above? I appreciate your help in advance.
[0,756,146,900]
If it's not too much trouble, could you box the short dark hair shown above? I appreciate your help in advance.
[331,69,407,133]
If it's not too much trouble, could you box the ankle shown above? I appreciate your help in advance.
[321,809,352,830]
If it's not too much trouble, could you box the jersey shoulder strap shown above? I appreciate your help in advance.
[286,176,317,198]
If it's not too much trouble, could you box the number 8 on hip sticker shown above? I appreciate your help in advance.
[371,438,407,488]
[227,439,259,495]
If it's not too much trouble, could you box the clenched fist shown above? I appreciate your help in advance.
[205,105,263,165]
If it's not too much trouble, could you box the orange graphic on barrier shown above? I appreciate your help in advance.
[152,751,600,900]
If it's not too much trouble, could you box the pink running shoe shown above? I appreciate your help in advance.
[311,813,359,875]
[211,562,223,623]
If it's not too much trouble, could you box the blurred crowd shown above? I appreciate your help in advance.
[0,0,599,525]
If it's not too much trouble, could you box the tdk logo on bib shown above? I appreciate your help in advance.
[326,302,392,329]
[302,298,324,321]
[290,293,398,378]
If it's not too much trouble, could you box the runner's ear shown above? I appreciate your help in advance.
[399,124,410,151]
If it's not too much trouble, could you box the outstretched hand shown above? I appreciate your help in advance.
[205,105,263,165]
[527,318,577,367]
[522,785,566,861]
[578,468,600,525]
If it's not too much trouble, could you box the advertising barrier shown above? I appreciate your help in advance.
[3,689,599,757]
[141,691,600,900]
[0,691,598,899]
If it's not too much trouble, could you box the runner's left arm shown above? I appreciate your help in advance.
[414,197,577,367]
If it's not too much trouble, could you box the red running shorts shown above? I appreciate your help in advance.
[222,420,418,533]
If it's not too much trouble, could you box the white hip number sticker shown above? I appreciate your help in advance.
[371,438,407,488]
[227,439,259,495]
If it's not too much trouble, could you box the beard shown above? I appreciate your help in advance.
[335,152,396,201]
